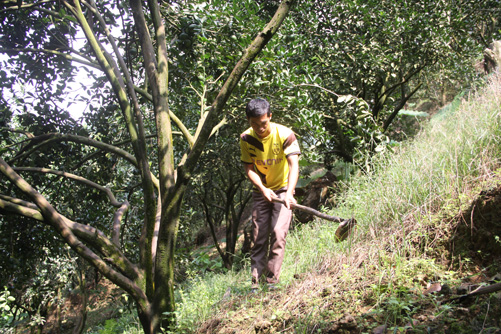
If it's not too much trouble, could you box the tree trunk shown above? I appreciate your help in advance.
[146,1,298,331]
[151,181,187,333]
[484,40,501,73]
[72,266,87,334]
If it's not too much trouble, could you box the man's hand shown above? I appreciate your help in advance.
[261,187,277,202]
[282,191,296,209]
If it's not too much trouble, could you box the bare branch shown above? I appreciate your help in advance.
[0,194,39,210]
[169,111,194,146]
[13,167,125,207]
[7,133,160,190]
[0,197,43,220]
[10,133,137,167]
[383,83,423,132]
[0,48,101,70]
[0,127,34,138]
[112,201,130,246]
[82,0,149,145]
[209,117,228,138]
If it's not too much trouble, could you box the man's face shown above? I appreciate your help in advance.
[248,113,272,138]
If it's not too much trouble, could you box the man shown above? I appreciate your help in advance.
[239,98,300,290]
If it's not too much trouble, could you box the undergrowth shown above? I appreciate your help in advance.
[191,71,499,333]
[91,72,500,333]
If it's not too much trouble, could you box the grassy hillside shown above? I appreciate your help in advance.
[170,72,501,334]
[84,72,500,334]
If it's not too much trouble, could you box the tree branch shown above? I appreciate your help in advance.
[0,0,59,15]
[10,133,137,167]
[82,0,152,153]
[0,196,139,280]
[67,3,159,287]
[0,127,34,138]
[377,64,425,101]
[168,110,194,147]
[383,83,422,132]
[131,87,194,145]
[180,0,298,180]
[0,48,101,70]
[13,167,125,207]
[8,133,160,189]
[112,201,129,246]
[201,194,226,263]
[0,158,148,313]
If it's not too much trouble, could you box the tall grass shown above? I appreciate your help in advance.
[174,270,248,332]
[281,72,501,286]
[335,71,500,241]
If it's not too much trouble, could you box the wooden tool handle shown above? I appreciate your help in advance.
[271,197,343,223]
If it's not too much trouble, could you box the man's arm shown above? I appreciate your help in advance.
[283,154,299,209]
[243,163,277,202]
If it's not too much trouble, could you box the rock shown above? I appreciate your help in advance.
[338,313,357,330]
[440,284,452,295]
[324,313,359,333]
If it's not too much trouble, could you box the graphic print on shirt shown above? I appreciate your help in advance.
[240,123,300,191]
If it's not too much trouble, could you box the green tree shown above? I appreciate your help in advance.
[271,0,499,165]
[0,0,296,332]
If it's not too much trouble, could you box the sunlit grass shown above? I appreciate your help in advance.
[336,71,500,238]
[174,270,248,332]
[174,72,501,332]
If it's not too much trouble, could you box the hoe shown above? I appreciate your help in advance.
[272,197,356,242]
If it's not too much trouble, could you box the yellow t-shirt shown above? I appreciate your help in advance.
[240,123,301,190]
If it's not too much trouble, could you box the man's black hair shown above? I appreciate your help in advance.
[246,98,271,118]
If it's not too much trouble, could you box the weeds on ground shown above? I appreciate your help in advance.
[86,310,143,334]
